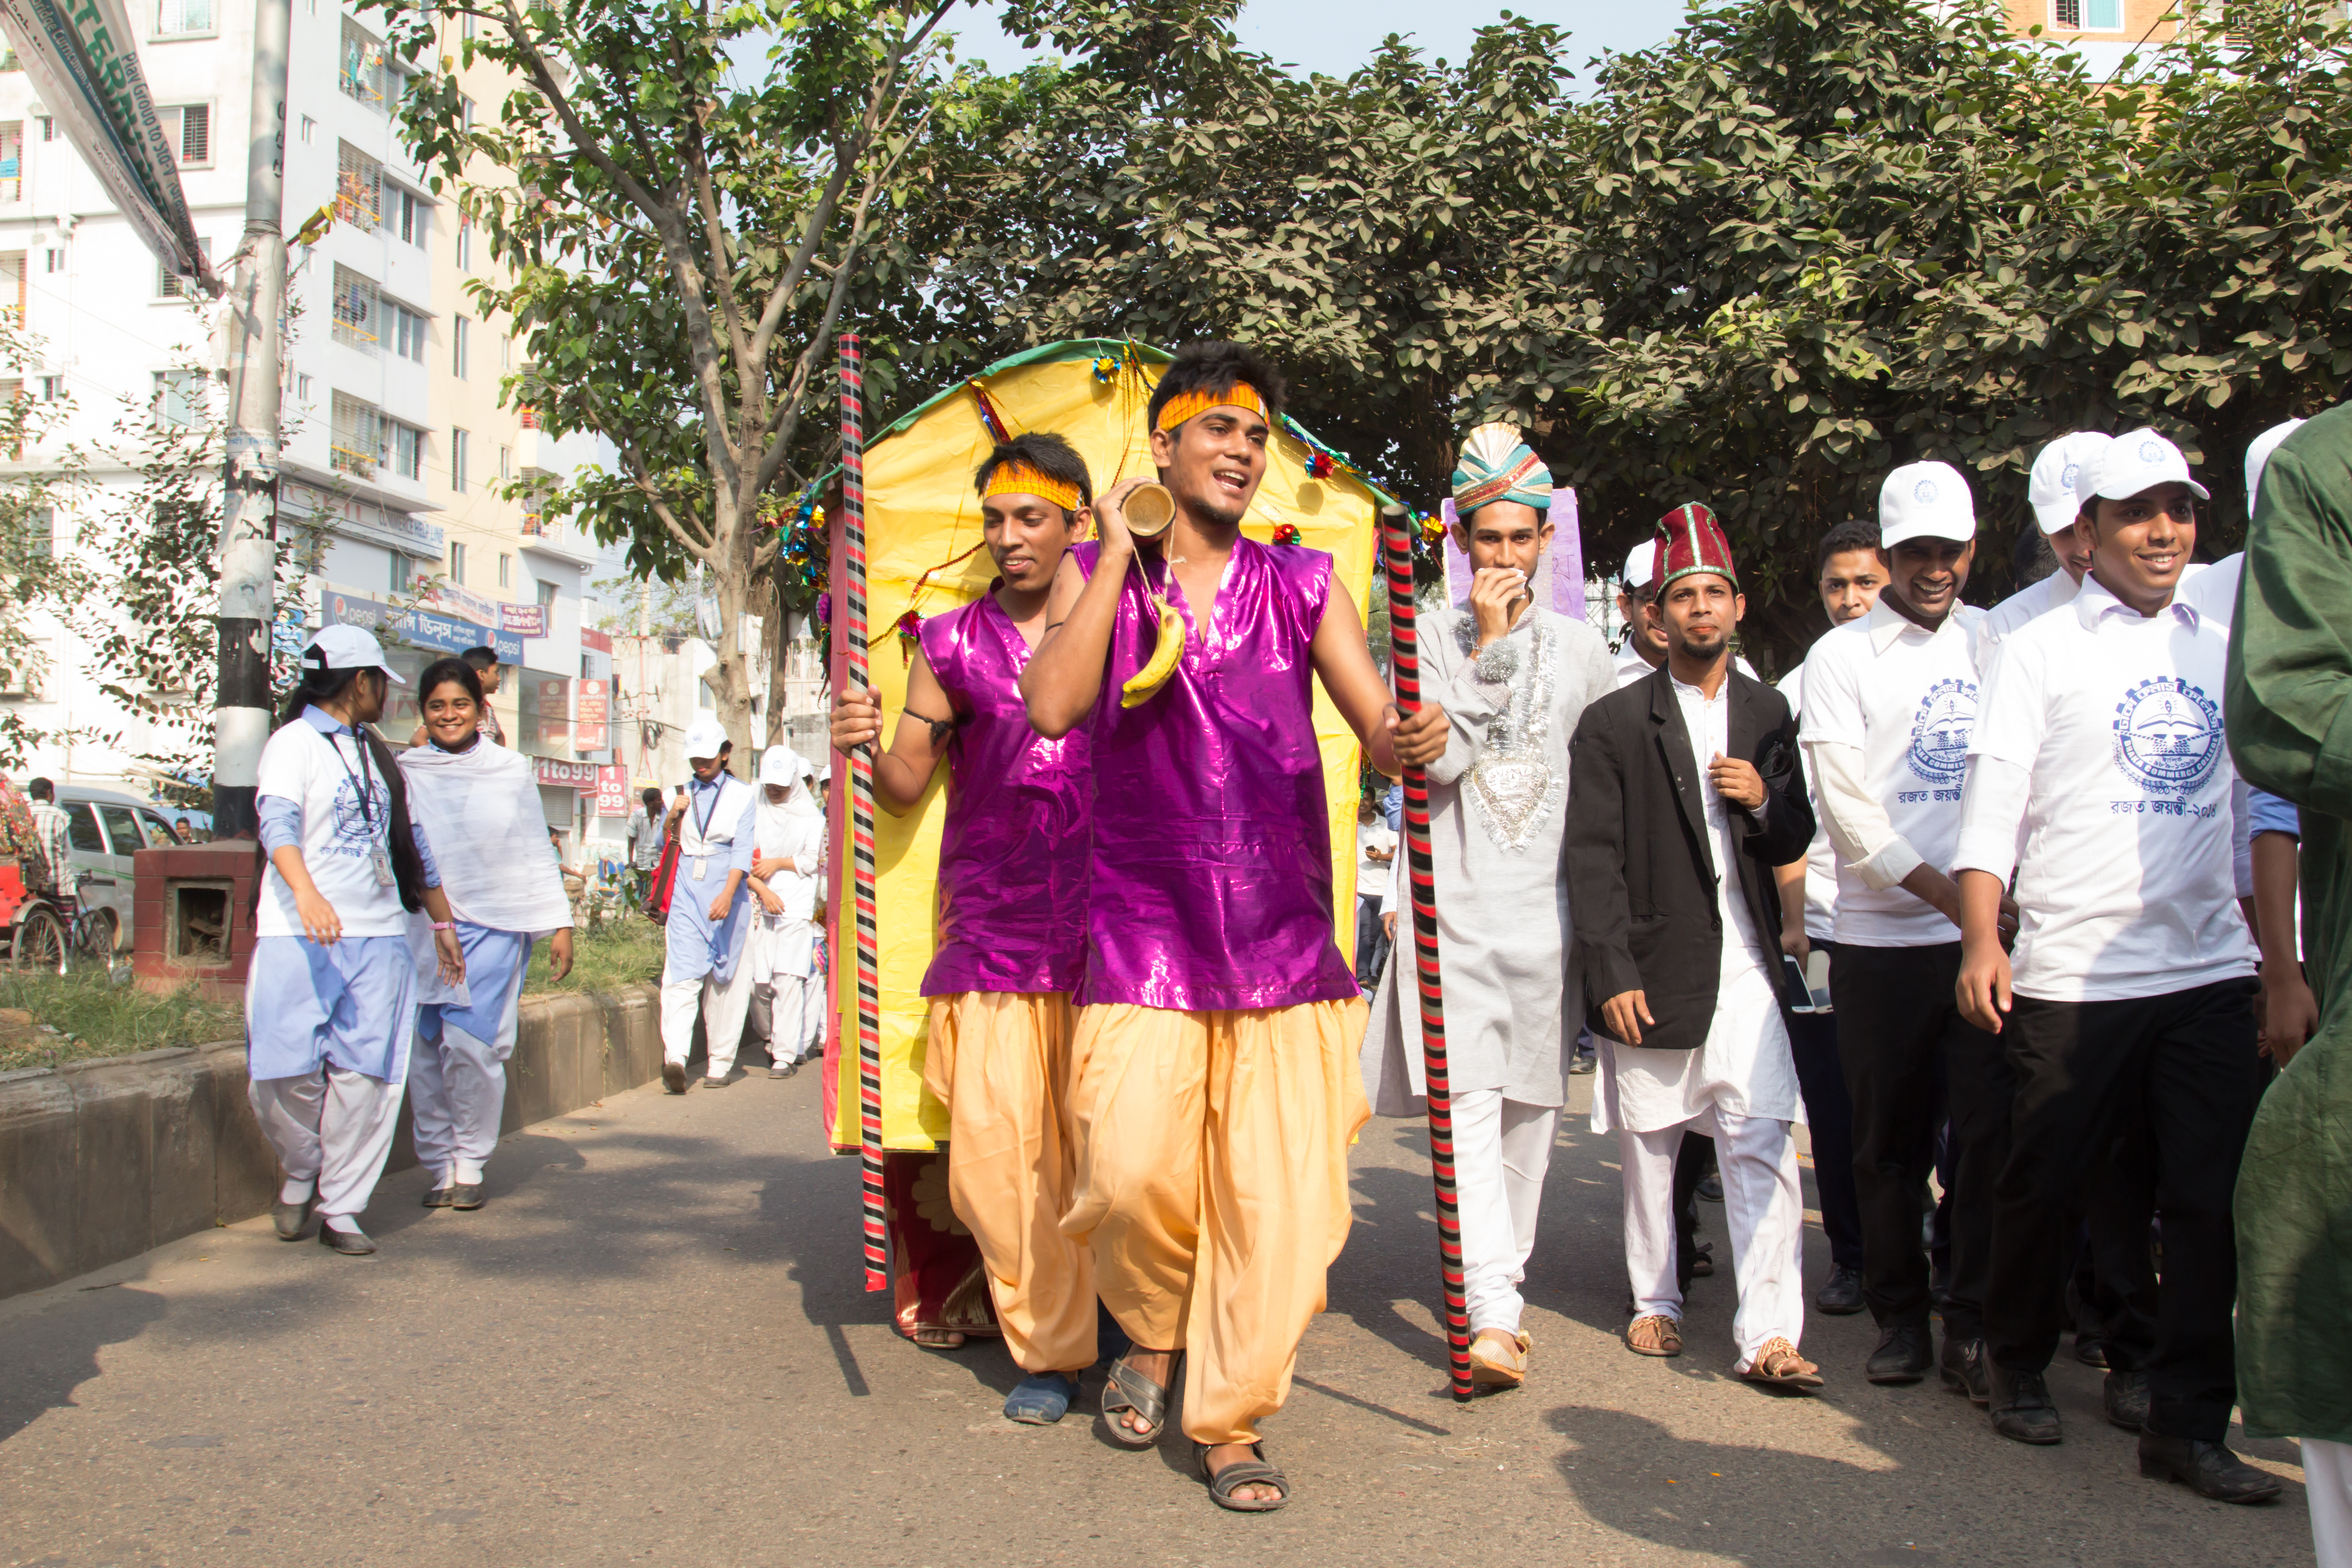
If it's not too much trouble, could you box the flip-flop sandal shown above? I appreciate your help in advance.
[1469,1330,1532,1390]
[1100,1353,1177,1447]
[1740,1337,1825,1390]
[1198,1441,1289,1513]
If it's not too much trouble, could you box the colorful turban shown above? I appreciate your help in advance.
[1651,503,1738,591]
[1450,422,1553,518]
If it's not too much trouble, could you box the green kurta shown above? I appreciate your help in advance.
[2226,401,2352,1443]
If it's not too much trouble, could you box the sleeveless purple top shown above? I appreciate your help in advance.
[915,591,1090,996]
[1071,536,1357,1010]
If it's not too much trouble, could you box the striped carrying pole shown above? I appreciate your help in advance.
[1381,503,1473,1401]
[839,332,888,1293]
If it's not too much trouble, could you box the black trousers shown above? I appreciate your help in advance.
[1983,980,2258,1441]
[1784,941,1862,1270]
[1832,941,2009,1340]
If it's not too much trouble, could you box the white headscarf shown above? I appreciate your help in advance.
[398,735,575,936]
[760,745,823,819]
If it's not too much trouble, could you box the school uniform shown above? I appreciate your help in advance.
[1954,573,2257,1443]
[248,707,441,1230]
[661,772,760,1082]
[1801,599,2009,1358]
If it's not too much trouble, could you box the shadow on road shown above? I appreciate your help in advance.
[1,1284,167,1443]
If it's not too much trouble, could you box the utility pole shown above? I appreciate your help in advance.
[211,0,293,839]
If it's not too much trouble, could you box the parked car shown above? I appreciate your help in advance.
[51,786,185,954]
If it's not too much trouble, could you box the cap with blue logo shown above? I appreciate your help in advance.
[2081,428,2209,505]
[2026,431,2113,536]
[1879,460,1977,548]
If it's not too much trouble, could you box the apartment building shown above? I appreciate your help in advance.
[0,0,610,838]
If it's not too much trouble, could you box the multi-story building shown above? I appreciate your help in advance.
[0,0,613,847]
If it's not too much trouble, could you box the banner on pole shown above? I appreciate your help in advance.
[0,0,213,287]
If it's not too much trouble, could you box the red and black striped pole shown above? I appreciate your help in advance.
[1381,503,1473,1401]
[839,332,888,1294]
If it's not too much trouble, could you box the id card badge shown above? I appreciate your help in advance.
[690,854,706,882]
[369,846,396,887]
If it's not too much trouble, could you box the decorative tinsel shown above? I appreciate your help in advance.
[1304,451,1333,479]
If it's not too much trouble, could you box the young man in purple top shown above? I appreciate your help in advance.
[830,432,1100,1425]
[1023,342,1449,1512]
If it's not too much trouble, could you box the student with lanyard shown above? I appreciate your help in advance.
[1955,430,2275,1502]
[398,657,576,1211]
[250,626,466,1256]
[656,717,760,1091]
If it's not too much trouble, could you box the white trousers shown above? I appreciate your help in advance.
[2308,1438,2352,1567]
[249,1068,404,1224]
[662,960,757,1079]
[1452,1088,1558,1337]
[1619,1103,1805,1367]
[409,1023,508,1186]
[767,972,821,1063]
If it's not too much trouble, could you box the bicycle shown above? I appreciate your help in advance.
[8,875,120,975]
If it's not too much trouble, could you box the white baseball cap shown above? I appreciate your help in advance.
[1620,542,1653,591]
[681,716,731,761]
[1879,460,1977,547]
[302,623,407,683]
[2082,428,2210,505]
[2246,418,2305,516]
[2026,431,2112,535]
[757,745,813,786]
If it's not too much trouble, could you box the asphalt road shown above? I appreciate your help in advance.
[0,1064,2317,1567]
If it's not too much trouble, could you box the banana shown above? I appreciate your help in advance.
[1120,591,1186,707]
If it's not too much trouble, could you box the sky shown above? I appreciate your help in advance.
[942,0,1689,84]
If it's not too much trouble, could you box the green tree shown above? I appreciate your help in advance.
[369,0,962,754]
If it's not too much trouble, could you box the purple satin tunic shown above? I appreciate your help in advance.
[1072,537,1358,1011]
[916,590,1091,997]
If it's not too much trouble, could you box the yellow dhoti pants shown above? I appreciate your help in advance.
[1061,998,1370,1446]
[921,990,1096,1376]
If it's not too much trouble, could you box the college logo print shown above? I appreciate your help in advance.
[2111,677,2224,797]
[1906,678,1978,787]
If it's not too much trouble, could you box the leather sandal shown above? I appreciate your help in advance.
[1741,1337,1825,1390]
[1625,1313,1683,1357]
[1469,1329,1532,1389]
[1100,1353,1178,1447]
[1198,1441,1289,1512]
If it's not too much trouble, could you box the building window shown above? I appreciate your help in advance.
[299,115,315,145]
[337,142,382,229]
[388,299,427,362]
[392,422,423,480]
[295,372,313,401]
[37,375,60,401]
[398,188,422,246]
[455,212,470,270]
[391,552,411,594]
[331,392,386,475]
[37,117,53,142]
[43,247,60,273]
[497,552,511,588]
[499,444,513,480]
[451,426,468,491]
[330,265,380,352]
[159,104,211,165]
[536,578,557,611]
[452,315,469,379]
[0,125,21,205]
[2053,0,2122,26]
[153,369,205,428]
[338,19,387,108]
[155,0,214,35]
[449,541,466,584]
[157,238,212,299]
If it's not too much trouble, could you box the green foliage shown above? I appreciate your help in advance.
[0,970,245,1074]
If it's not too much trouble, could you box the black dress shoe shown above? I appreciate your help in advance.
[1697,1173,1724,1203]
[449,1184,485,1211]
[273,1194,319,1240]
[1814,1263,1865,1316]
[769,1061,798,1079]
[1940,1335,1990,1405]
[1866,1324,1935,1385]
[2073,1332,2110,1369]
[2102,1368,2150,1430]
[2137,1432,2282,1503]
[1985,1364,2063,1444]
[421,1185,454,1209]
[318,1224,377,1256]
[662,1061,688,1094]
[700,1072,735,1089]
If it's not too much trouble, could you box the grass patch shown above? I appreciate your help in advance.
[522,915,665,998]
[0,968,246,1074]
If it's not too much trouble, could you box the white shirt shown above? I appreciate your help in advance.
[1356,820,1396,889]
[1799,599,1985,947]
[2180,551,2243,631]
[1952,573,2256,1003]
[1613,645,1757,691]
[1779,657,1839,945]
[255,720,411,939]
[1980,569,2081,646]
[1671,672,1768,967]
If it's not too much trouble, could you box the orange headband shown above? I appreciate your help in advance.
[980,463,1083,512]
[1154,382,1269,433]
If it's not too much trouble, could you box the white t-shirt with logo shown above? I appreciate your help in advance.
[1952,574,2255,1003]
[255,720,411,939]
[1980,569,2081,647]
[1356,820,1396,890]
[1800,599,1984,947]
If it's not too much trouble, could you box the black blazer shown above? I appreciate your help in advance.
[1563,663,1814,1053]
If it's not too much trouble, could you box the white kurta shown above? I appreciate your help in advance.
[1590,670,1803,1135]
[1362,604,1614,1113]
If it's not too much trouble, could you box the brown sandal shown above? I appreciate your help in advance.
[1625,1314,1683,1357]
[1741,1337,1824,1389]
[1469,1329,1532,1389]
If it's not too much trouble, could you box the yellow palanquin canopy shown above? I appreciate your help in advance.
[828,340,1391,1152]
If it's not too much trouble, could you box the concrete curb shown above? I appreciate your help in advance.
[0,983,661,1301]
